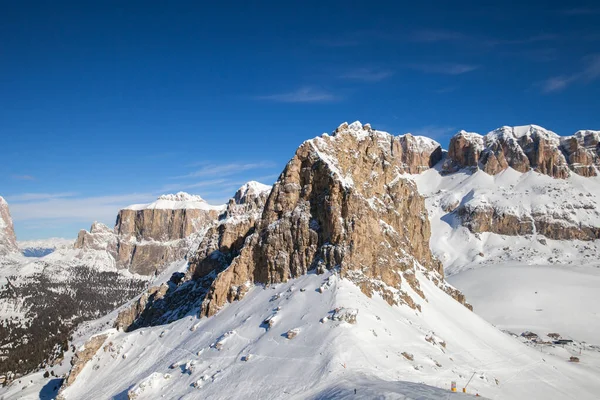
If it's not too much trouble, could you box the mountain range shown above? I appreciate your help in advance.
[1,122,599,399]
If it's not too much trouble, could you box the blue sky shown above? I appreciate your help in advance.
[2,1,599,240]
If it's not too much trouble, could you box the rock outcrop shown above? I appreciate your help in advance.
[197,121,466,317]
[442,125,600,178]
[116,123,469,331]
[114,193,224,275]
[115,182,272,330]
[75,221,118,254]
[73,193,225,275]
[0,196,18,255]
[61,334,108,389]
[560,130,600,177]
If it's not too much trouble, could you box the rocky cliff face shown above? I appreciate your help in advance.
[75,222,117,254]
[200,121,453,316]
[114,193,225,275]
[115,182,272,330]
[73,193,225,275]
[442,125,600,178]
[0,197,18,255]
[116,122,468,332]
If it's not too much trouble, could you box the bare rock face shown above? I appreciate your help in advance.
[199,121,466,317]
[62,334,108,388]
[74,193,225,276]
[398,133,443,173]
[114,182,272,330]
[442,131,484,173]
[0,196,18,255]
[114,193,224,275]
[74,221,118,255]
[189,182,272,280]
[457,204,534,236]
[442,125,585,178]
[560,130,600,177]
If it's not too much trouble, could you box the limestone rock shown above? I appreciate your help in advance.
[61,334,108,388]
[114,193,224,275]
[561,130,600,177]
[74,222,118,255]
[0,197,18,255]
[441,125,590,179]
[199,121,466,317]
[114,182,272,331]
[74,192,225,275]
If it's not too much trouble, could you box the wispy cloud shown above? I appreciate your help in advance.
[256,87,338,103]
[338,67,394,82]
[540,54,600,93]
[176,161,275,179]
[484,34,558,46]
[407,126,456,142]
[313,37,364,48]
[432,86,457,94]
[409,29,466,43]
[8,192,157,222]
[560,8,600,15]
[407,63,480,75]
[7,192,78,202]
[11,174,36,181]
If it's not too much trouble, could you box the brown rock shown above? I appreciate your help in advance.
[62,334,108,388]
[199,122,465,317]
[0,197,19,255]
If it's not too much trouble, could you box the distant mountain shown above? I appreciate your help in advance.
[0,189,248,384]
[18,238,74,257]
[0,197,18,256]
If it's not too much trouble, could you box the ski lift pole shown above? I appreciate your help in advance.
[463,371,477,393]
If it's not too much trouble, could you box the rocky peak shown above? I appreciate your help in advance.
[116,124,469,331]
[442,125,582,178]
[74,221,117,252]
[111,195,225,275]
[232,181,272,206]
[0,196,19,255]
[196,123,467,317]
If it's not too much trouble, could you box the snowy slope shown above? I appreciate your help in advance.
[125,192,226,211]
[412,166,600,274]
[18,237,74,257]
[448,263,600,343]
[48,270,600,400]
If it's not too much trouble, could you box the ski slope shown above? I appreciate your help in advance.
[47,270,600,400]
[448,263,600,344]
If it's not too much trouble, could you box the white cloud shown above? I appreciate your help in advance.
[409,29,466,43]
[7,192,79,202]
[407,63,480,75]
[407,126,456,142]
[540,54,600,93]
[8,193,157,222]
[176,161,275,179]
[339,67,394,82]
[256,87,338,103]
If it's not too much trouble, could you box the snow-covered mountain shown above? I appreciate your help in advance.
[3,121,600,399]
[0,187,265,385]
[0,197,18,256]
[75,192,226,275]
[18,238,74,257]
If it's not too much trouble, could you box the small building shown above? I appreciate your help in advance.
[521,331,538,340]
[569,356,580,363]
[554,339,573,345]
[547,333,561,339]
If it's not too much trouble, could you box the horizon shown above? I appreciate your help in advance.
[2,1,599,240]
